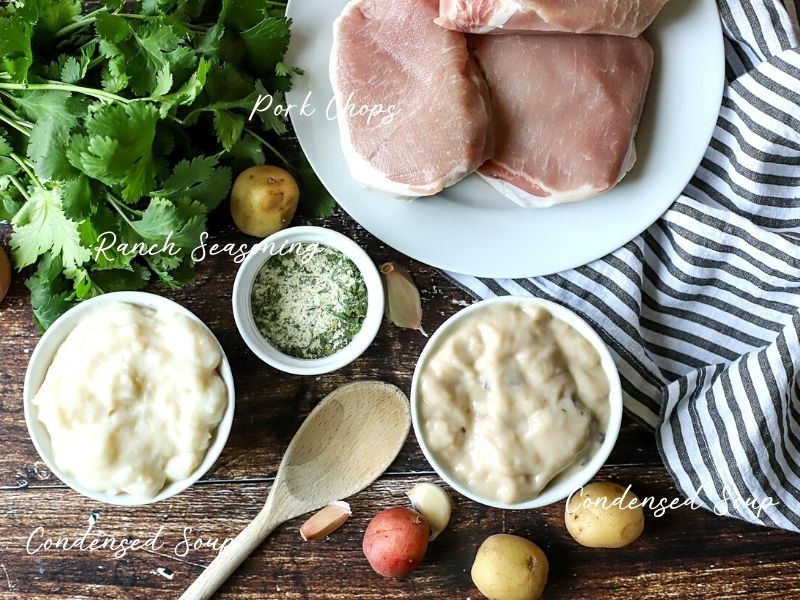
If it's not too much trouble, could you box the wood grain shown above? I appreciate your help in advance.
[2,0,799,593]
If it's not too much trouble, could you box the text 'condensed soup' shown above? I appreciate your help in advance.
[33,303,228,498]
[419,302,610,504]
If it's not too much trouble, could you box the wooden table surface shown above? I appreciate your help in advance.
[1,210,799,600]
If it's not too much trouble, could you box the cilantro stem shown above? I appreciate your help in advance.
[106,195,135,227]
[0,96,32,127]
[9,153,43,189]
[0,111,30,137]
[106,193,143,225]
[7,175,29,202]
[55,8,106,38]
[0,82,130,104]
[244,128,291,168]
[86,56,106,72]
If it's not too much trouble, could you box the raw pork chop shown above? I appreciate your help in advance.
[471,34,654,207]
[331,0,493,197]
[437,0,669,37]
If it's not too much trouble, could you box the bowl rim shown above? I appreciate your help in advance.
[232,226,384,376]
[22,291,236,506]
[410,295,624,510]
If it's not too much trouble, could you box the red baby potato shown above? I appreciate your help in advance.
[362,507,430,577]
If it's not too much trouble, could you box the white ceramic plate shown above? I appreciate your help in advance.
[285,0,725,278]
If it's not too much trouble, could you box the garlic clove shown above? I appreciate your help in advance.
[380,262,427,336]
[407,483,452,541]
[299,501,352,542]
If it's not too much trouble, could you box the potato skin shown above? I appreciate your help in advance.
[362,507,430,577]
[0,247,10,304]
[565,481,645,548]
[471,534,548,600]
[230,165,299,237]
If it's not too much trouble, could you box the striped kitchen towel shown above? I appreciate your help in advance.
[448,0,800,531]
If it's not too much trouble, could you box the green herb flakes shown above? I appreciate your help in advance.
[251,244,368,359]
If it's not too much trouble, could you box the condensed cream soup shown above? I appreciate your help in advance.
[419,302,610,504]
[33,303,228,498]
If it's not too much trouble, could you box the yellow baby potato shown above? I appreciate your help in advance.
[565,481,645,548]
[230,165,299,238]
[471,534,548,600]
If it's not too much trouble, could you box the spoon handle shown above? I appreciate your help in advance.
[180,507,283,600]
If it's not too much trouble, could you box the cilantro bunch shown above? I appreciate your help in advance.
[0,0,333,329]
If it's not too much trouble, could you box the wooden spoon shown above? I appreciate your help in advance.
[180,381,411,600]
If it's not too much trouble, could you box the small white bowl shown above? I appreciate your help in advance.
[23,292,236,506]
[411,296,623,510]
[232,226,384,376]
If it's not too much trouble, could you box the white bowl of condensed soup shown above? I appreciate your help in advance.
[411,296,623,510]
[23,292,235,506]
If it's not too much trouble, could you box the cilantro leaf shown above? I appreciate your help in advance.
[126,21,186,97]
[0,131,18,179]
[213,110,245,152]
[159,57,210,117]
[95,13,131,44]
[0,17,34,82]
[67,101,159,202]
[18,0,81,38]
[220,0,265,31]
[0,196,24,222]
[10,186,91,271]
[60,56,83,84]
[125,197,206,262]
[9,90,79,124]
[153,65,174,97]
[0,158,20,178]
[71,264,150,300]
[145,253,195,289]
[91,266,151,292]
[100,50,130,93]
[60,176,94,220]
[78,203,134,270]
[240,16,291,78]
[26,254,75,331]
[159,156,232,210]
[229,135,266,170]
[250,84,288,135]
[197,23,225,57]
[295,159,336,218]
[0,132,11,156]
[24,95,88,182]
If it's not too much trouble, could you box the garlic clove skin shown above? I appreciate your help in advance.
[300,501,352,542]
[380,262,427,335]
[407,483,452,541]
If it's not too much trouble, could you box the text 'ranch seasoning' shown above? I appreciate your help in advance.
[250,244,368,359]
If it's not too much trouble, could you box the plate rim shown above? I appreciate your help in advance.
[285,0,726,279]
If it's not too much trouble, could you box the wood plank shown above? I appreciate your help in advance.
[0,469,797,599]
